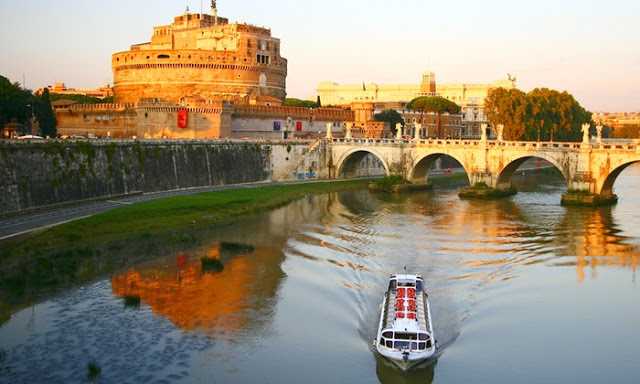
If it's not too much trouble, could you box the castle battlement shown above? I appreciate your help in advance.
[68,103,135,111]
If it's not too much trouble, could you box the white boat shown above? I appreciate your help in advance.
[375,273,436,370]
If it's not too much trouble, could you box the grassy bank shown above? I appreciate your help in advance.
[5,179,372,249]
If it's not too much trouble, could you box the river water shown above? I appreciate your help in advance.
[1,165,639,383]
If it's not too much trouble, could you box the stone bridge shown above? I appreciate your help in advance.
[327,136,640,205]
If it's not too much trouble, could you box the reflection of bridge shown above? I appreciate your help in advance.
[327,137,640,204]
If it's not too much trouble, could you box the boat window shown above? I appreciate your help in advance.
[416,280,424,292]
[382,331,393,339]
[388,279,397,291]
[418,342,426,350]
[419,333,429,340]
[393,340,410,349]
[386,340,393,348]
[395,332,418,340]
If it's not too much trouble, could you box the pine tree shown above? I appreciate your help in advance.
[35,88,57,137]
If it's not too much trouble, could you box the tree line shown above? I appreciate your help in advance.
[1,75,56,137]
[484,87,595,142]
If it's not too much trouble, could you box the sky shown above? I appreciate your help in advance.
[1,0,638,112]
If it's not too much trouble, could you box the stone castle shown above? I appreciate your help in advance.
[112,8,287,104]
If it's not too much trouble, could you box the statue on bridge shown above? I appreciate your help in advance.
[395,123,403,140]
[582,123,591,143]
[326,122,332,139]
[596,125,603,143]
[496,124,504,141]
[480,123,487,141]
[414,123,421,140]
[345,123,352,139]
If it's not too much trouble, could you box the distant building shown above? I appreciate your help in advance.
[2,121,24,139]
[593,111,640,129]
[35,83,113,98]
[318,72,516,138]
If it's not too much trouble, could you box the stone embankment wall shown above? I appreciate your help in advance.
[0,139,325,215]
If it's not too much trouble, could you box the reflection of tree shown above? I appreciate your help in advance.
[111,244,284,336]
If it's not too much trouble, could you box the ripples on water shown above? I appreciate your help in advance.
[1,165,640,383]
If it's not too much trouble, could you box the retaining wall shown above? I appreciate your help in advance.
[0,139,292,215]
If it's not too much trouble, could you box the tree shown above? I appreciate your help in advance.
[407,96,460,138]
[374,109,404,136]
[484,87,527,140]
[49,93,113,104]
[34,88,57,137]
[0,75,33,133]
[486,86,592,142]
[284,98,319,108]
[524,88,591,142]
[609,124,640,139]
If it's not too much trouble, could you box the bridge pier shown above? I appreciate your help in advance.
[459,171,517,199]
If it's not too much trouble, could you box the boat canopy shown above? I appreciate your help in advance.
[388,275,424,292]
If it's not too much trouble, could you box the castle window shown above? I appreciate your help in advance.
[158,54,170,59]
[256,54,270,64]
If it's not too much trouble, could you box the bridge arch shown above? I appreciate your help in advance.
[334,147,389,179]
[410,153,468,183]
[495,155,568,190]
[599,160,640,198]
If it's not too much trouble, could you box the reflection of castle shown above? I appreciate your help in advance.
[111,245,284,335]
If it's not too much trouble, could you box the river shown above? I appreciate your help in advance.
[1,164,639,383]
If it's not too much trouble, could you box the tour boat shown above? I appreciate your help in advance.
[375,273,436,370]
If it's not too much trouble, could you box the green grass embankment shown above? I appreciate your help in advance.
[9,179,372,249]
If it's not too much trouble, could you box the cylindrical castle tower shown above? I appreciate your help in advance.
[112,6,287,104]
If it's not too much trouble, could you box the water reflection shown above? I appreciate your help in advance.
[375,355,436,383]
[111,243,285,337]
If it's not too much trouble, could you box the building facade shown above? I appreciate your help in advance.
[318,72,515,138]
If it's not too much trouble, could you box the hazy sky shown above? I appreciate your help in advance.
[1,0,638,112]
